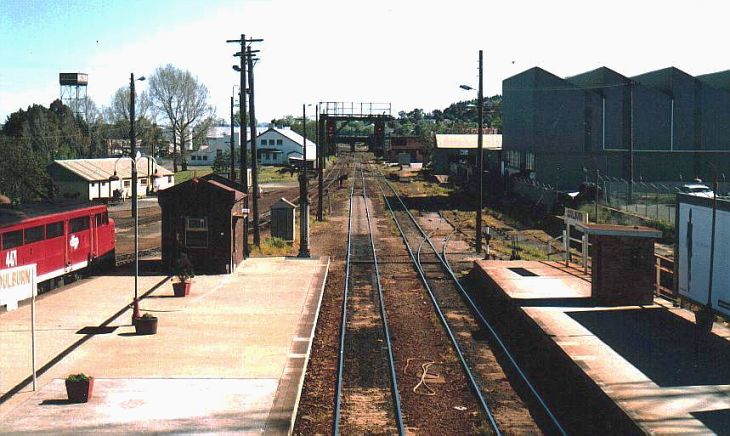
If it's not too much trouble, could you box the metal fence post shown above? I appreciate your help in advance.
[656,256,661,297]
[582,233,589,274]
[563,229,569,266]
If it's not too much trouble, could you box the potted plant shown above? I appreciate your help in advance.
[134,312,158,335]
[695,306,715,334]
[172,254,195,297]
[65,373,94,403]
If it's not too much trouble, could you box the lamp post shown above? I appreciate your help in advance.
[130,73,145,218]
[110,155,159,322]
[298,103,312,258]
[459,49,484,253]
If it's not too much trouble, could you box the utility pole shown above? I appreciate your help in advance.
[299,103,311,258]
[248,45,261,247]
[227,34,262,255]
[317,103,324,221]
[230,95,235,180]
[476,50,484,254]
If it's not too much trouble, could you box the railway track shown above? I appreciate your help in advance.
[115,248,161,266]
[258,163,345,227]
[378,171,567,435]
[333,166,404,434]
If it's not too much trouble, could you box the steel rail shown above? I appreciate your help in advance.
[381,177,567,436]
[376,179,502,435]
[360,167,406,435]
[332,171,355,435]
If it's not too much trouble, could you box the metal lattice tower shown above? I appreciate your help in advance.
[59,73,89,121]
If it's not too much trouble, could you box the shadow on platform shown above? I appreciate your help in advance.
[691,409,730,436]
[568,308,730,387]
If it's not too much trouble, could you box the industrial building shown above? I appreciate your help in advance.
[502,66,730,189]
[48,158,174,201]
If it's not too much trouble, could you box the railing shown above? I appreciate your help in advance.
[321,102,392,118]
[655,254,676,302]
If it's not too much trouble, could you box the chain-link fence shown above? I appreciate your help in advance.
[598,177,730,226]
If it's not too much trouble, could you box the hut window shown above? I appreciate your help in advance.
[185,217,208,248]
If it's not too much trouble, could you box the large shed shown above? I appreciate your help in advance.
[49,158,174,201]
[157,174,247,274]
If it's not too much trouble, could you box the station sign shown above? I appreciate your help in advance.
[0,263,37,311]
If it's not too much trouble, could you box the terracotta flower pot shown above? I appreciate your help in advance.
[65,377,94,403]
[134,316,158,335]
[172,281,191,297]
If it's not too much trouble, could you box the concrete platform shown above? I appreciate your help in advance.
[1,256,329,434]
[473,260,730,435]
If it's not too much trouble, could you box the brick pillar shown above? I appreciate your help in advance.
[591,234,655,305]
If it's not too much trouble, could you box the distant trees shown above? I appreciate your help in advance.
[0,99,88,202]
[148,64,213,172]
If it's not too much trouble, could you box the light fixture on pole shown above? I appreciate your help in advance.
[110,153,158,322]
[129,73,145,321]
[459,49,484,254]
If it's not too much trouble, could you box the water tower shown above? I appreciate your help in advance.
[59,73,88,120]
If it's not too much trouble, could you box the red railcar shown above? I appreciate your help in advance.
[0,202,115,289]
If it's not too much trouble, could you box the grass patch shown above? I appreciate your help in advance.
[250,237,295,256]
[175,166,213,183]
[257,166,299,184]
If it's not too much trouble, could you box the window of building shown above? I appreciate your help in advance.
[124,180,131,188]
[261,139,267,145]
[167,176,173,183]
[185,217,208,248]
[506,150,521,169]
[2,230,23,250]
[140,178,148,186]
[276,139,283,145]
[69,216,90,233]
[203,155,208,161]
[216,149,223,158]
[525,152,535,171]
[46,222,64,239]
[191,155,197,161]
[24,225,45,244]
[91,182,96,188]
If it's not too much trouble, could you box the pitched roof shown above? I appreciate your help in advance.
[53,158,173,182]
[255,127,317,147]
[696,70,730,92]
[434,134,502,150]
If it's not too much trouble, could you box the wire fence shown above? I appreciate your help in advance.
[512,176,730,227]
[598,177,730,226]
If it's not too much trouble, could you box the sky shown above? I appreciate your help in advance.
[1,0,729,125]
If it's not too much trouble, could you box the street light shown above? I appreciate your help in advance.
[459,49,484,253]
[299,103,313,258]
[110,155,160,322]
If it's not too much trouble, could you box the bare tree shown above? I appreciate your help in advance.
[148,64,213,171]
[104,85,151,123]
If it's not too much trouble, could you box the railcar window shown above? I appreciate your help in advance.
[95,213,109,226]
[24,225,45,244]
[2,230,23,249]
[70,217,90,233]
[46,222,64,239]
